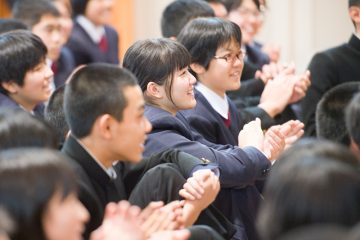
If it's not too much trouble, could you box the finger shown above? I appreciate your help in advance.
[140,201,164,220]
[179,189,196,201]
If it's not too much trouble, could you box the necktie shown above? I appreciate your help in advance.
[223,111,231,128]
[98,34,108,52]
[51,62,58,75]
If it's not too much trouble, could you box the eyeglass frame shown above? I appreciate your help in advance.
[213,50,247,64]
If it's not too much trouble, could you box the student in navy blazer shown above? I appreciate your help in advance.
[0,31,52,117]
[67,0,119,66]
[177,17,305,240]
[123,38,290,240]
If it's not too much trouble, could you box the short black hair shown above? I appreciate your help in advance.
[64,63,138,138]
[161,0,215,38]
[45,85,68,149]
[0,148,77,240]
[349,0,360,7]
[12,0,60,29]
[177,17,241,74]
[0,30,47,94]
[346,93,360,147]
[0,19,27,35]
[0,108,58,150]
[258,139,360,240]
[316,82,360,146]
[123,38,191,105]
[71,0,89,16]
[223,0,260,12]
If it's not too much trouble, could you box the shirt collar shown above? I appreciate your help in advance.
[196,82,229,119]
[75,137,117,179]
[77,15,105,43]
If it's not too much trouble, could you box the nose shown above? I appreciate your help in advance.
[188,72,197,85]
[144,117,152,133]
[45,64,54,79]
[76,200,90,224]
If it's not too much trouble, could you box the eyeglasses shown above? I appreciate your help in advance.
[213,50,246,64]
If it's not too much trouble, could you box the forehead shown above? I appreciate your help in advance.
[35,14,61,27]
[217,39,241,52]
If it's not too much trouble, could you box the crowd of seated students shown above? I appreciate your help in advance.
[0,0,360,240]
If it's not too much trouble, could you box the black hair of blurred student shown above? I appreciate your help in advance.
[316,82,360,146]
[161,0,215,38]
[0,19,27,35]
[0,108,58,149]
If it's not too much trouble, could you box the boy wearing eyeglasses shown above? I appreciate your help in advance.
[178,17,305,240]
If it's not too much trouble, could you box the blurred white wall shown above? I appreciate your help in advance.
[134,0,353,72]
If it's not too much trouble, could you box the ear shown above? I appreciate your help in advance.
[190,63,206,75]
[96,114,113,140]
[349,6,360,25]
[146,82,163,99]
[1,81,19,94]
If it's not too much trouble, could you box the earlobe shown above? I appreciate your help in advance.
[146,82,162,99]
[1,81,18,94]
[97,114,113,139]
[349,6,360,24]
[190,63,206,75]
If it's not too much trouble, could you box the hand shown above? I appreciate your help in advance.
[90,201,144,240]
[181,171,220,226]
[255,62,295,84]
[238,118,264,151]
[262,43,281,63]
[148,229,190,240]
[263,125,286,161]
[280,120,304,149]
[140,201,184,237]
[288,70,311,104]
[179,172,207,201]
[258,72,296,117]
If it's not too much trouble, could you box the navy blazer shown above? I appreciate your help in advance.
[181,90,243,146]
[144,105,271,240]
[0,92,45,117]
[66,21,119,66]
[302,34,360,136]
[182,91,267,240]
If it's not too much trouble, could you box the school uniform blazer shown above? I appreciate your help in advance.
[181,90,265,240]
[66,21,119,66]
[53,47,75,88]
[144,105,271,240]
[301,34,360,136]
[0,92,45,117]
[62,135,126,239]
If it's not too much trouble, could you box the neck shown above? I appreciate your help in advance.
[79,136,114,168]
[9,94,37,112]
[197,79,226,98]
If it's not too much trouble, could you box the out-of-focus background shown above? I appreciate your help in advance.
[0,0,352,71]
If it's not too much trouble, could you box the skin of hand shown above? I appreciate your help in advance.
[263,125,287,161]
[148,229,191,240]
[280,120,304,148]
[258,72,296,117]
[181,171,220,227]
[90,201,144,240]
[262,43,281,63]
[238,118,264,151]
[140,201,185,237]
[288,70,311,104]
[255,62,295,84]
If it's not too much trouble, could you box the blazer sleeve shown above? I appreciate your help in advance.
[144,130,271,189]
